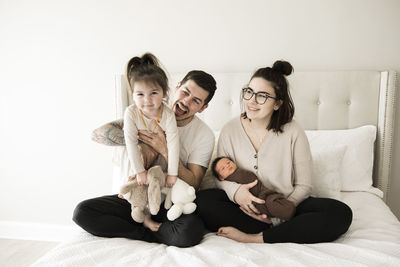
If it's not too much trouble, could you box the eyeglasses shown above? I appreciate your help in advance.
[242,87,277,105]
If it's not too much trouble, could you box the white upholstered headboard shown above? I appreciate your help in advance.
[115,71,397,202]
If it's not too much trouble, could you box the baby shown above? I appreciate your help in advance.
[212,156,296,221]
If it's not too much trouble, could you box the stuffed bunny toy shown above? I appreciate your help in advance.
[120,165,165,223]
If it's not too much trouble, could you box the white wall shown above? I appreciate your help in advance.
[1,0,399,230]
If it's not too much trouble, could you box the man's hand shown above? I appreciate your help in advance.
[138,122,168,160]
[139,143,158,169]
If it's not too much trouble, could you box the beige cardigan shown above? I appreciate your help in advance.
[215,117,313,206]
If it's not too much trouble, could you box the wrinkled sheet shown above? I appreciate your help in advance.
[32,192,400,267]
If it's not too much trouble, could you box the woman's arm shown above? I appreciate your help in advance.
[91,119,125,146]
[287,127,313,205]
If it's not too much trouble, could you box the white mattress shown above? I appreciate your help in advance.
[32,192,400,267]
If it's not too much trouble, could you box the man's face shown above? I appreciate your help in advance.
[172,80,209,126]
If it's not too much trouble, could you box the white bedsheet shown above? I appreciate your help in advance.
[32,192,400,267]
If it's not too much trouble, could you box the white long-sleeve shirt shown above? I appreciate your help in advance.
[215,117,313,206]
[124,102,179,176]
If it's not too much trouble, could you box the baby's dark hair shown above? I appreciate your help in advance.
[211,156,233,178]
[126,52,169,100]
[242,60,295,133]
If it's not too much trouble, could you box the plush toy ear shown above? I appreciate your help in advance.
[164,188,172,210]
[187,186,195,197]
[120,181,137,194]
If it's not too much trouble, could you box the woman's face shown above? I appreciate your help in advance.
[244,77,281,122]
[132,81,164,117]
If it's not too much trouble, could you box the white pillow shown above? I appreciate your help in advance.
[305,125,382,197]
[310,146,346,199]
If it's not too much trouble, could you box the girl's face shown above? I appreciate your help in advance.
[244,77,281,122]
[132,81,165,117]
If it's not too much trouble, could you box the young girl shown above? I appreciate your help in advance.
[124,53,179,230]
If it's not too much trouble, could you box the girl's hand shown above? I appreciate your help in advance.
[234,180,266,215]
[165,175,177,188]
[136,171,148,185]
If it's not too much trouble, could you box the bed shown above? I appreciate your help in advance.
[33,70,400,266]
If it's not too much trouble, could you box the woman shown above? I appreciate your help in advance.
[196,61,353,243]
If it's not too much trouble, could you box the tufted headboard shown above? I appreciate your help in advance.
[115,71,397,202]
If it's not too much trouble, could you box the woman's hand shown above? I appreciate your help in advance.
[136,171,148,185]
[138,122,168,161]
[239,206,272,224]
[234,180,271,223]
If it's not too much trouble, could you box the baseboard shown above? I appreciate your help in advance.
[0,221,82,242]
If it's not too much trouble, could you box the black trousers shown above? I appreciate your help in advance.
[73,194,205,248]
[195,189,353,243]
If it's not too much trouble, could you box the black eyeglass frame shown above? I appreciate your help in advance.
[241,87,278,105]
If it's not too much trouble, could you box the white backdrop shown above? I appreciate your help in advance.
[1,0,399,234]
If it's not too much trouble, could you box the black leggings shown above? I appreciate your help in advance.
[195,189,353,243]
[73,194,205,247]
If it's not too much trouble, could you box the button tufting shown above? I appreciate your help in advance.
[317,100,321,105]
[254,154,257,158]
[254,165,258,170]
[229,100,234,105]
[347,100,351,105]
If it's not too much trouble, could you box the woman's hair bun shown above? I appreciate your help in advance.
[272,60,293,76]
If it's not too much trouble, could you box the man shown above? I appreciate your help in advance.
[73,70,217,247]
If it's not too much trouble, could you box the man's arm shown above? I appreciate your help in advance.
[91,119,125,146]
[138,125,207,191]
[178,162,207,191]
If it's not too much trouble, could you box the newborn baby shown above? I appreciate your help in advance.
[212,156,295,221]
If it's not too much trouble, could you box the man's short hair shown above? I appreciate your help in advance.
[180,70,217,105]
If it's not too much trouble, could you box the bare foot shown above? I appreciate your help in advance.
[118,194,125,199]
[143,215,161,232]
[216,226,263,243]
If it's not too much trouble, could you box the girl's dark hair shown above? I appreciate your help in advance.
[211,156,233,178]
[180,70,217,105]
[126,53,169,100]
[242,60,295,133]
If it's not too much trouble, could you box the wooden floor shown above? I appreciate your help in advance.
[0,238,59,267]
